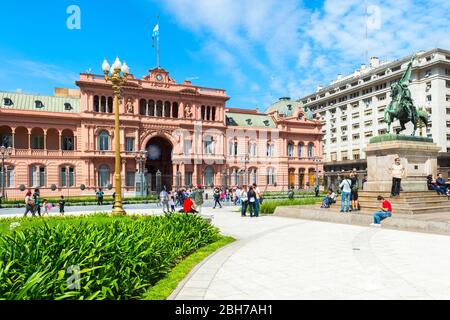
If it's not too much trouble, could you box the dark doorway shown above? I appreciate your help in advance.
[145,136,173,191]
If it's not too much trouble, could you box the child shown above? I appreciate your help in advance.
[59,195,66,217]
[42,199,50,217]
[169,195,175,212]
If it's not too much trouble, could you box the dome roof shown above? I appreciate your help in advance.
[265,97,302,117]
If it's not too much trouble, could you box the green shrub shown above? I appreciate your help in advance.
[0,214,219,300]
[259,198,320,214]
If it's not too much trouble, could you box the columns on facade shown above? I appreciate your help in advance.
[58,130,62,151]
[27,129,31,150]
[43,129,47,150]
[11,128,15,149]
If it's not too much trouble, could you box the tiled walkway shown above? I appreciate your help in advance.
[170,206,450,300]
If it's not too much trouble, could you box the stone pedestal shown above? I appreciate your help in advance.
[364,135,440,192]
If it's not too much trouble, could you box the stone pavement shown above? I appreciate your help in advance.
[170,206,450,300]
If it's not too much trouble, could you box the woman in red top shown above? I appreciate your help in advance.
[371,196,392,226]
[183,197,198,214]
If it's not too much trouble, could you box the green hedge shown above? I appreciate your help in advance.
[259,198,320,214]
[0,214,220,300]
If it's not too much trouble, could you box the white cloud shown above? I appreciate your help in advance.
[160,0,450,108]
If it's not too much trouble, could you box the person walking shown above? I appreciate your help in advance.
[194,185,204,214]
[339,175,352,213]
[350,172,360,212]
[212,187,222,209]
[33,189,41,217]
[96,188,104,205]
[253,183,262,217]
[388,157,405,198]
[42,199,50,217]
[59,195,66,217]
[314,185,320,197]
[370,196,393,227]
[241,186,248,217]
[159,188,170,213]
[24,190,34,217]
[247,186,257,217]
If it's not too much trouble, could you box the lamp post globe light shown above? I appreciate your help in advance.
[1,146,12,204]
[103,57,130,215]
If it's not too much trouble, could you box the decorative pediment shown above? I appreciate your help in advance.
[143,67,177,84]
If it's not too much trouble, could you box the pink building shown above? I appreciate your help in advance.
[0,67,323,199]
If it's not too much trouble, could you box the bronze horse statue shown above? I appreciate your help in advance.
[384,54,429,136]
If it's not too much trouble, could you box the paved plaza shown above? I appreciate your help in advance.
[171,206,450,300]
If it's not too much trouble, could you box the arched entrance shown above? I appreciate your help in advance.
[145,136,173,191]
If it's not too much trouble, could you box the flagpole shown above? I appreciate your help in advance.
[157,16,160,68]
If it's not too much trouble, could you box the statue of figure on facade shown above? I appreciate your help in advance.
[184,104,193,118]
[384,54,429,136]
[125,98,134,114]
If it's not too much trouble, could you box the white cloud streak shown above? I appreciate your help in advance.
[161,0,450,108]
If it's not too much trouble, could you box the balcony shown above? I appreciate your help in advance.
[11,148,78,157]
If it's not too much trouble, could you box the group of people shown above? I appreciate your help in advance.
[427,173,450,196]
[240,184,263,217]
[159,185,205,214]
[24,189,65,217]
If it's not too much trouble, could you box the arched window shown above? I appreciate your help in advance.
[307,144,313,158]
[0,165,14,188]
[139,99,147,115]
[98,165,110,187]
[298,143,304,159]
[266,167,276,185]
[156,100,163,117]
[266,143,274,157]
[172,102,179,118]
[29,165,46,187]
[148,100,155,116]
[93,95,99,112]
[61,130,75,151]
[101,96,106,113]
[201,105,206,120]
[287,142,294,158]
[204,166,214,187]
[164,101,171,117]
[107,97,113,113]
[31,128,44,150]
[206,106,211,121]
[60,166,75,187]
[249,168,257,185]
[204,136,214,155]
[98,131,110,151]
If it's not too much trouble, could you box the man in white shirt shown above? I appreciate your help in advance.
[339,175,352,213]
[388,157,405,198]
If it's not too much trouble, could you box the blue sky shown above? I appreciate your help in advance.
[0,0,449,110]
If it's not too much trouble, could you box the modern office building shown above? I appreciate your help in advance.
[0,66,323,200]
[299,48,450,188]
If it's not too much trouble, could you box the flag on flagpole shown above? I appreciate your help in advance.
[152,24,159,48]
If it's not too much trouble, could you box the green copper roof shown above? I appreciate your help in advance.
[265,97,302,117]
[225,112,276,128]
[0,91,80,113]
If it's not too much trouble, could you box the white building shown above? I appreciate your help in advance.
[299,48,450,186]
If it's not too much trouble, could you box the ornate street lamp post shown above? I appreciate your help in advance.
[313,156,321,188]
[102,57,130,215]
[135,150,147,197]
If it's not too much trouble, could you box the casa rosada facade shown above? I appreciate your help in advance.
[0,66,323,199]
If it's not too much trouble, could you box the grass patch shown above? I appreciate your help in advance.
[260,198,322,214]
[142,236,235,300]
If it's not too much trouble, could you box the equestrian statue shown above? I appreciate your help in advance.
[384,54,429,136]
